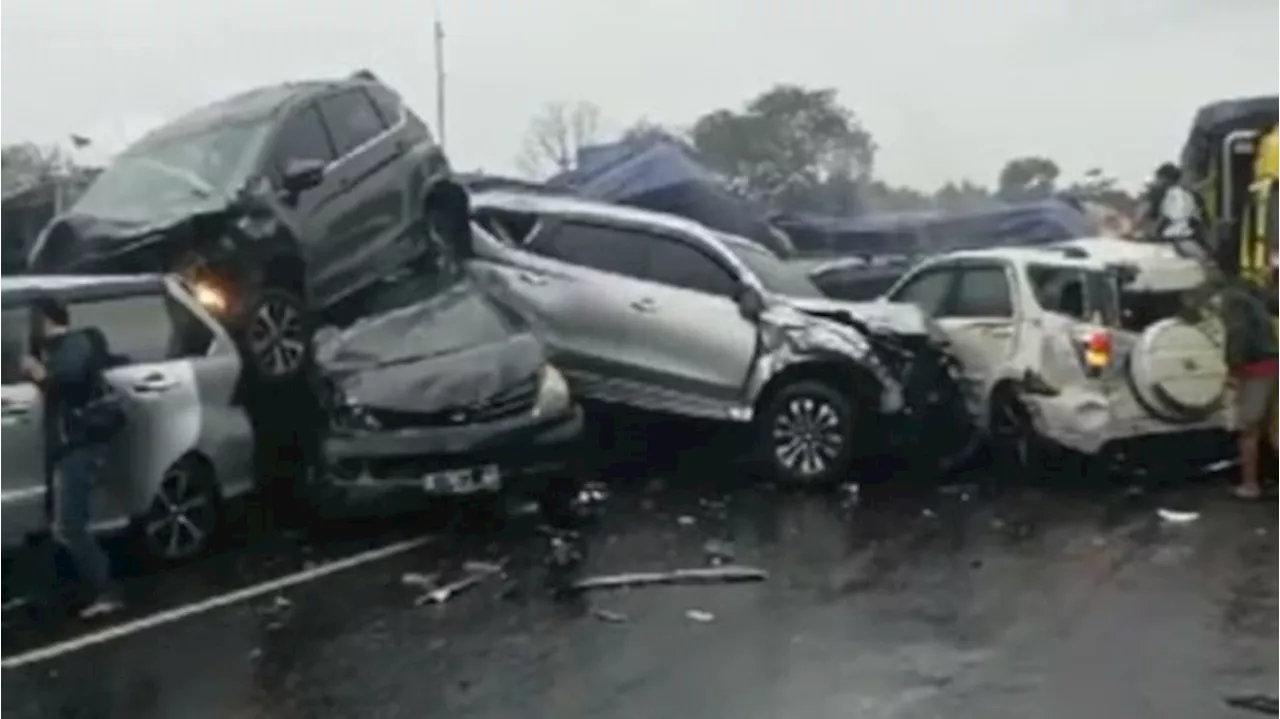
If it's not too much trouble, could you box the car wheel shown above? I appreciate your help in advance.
[138,458,221,564]
[243,288,311,382]
[759,380,856,486]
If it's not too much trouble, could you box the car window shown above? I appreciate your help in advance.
[533,223,649,279]
[364,86,405,129]
[1026,264,1119,325]
[69,293,178,364]
[889,268,954,315]
[318,89,387,157]
[722,240,821,298]
[642,236,738,297]
[948,266,1013,318]
[271,104,336,174]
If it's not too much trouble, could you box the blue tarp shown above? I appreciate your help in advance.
[774,199,1098,257]
[547,138,793,255]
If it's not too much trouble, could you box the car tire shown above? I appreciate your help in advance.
[136,457,221,565]
[758,380,857,487]
[240,287,312,383]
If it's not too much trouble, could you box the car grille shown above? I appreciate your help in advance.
[369,374,539,429]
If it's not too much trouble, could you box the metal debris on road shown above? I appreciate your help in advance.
[414,561,506,606]
[1224,693,1279,715]
[591,608,629,624]
[677,515,697,527]
[570,565,769,593]
[1157,508,1200,524]
[685,609,716,623]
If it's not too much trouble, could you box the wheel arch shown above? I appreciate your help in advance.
[753,358,879,425]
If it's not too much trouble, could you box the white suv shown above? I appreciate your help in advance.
[879,239,1232,476]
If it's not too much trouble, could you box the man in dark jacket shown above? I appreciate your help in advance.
[20,296,122,618]
[1217,276,1278,499]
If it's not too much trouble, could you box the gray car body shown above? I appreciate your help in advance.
[464,191,916,423]
[0,275,255,552]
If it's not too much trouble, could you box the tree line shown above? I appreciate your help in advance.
[517,85,1139,218]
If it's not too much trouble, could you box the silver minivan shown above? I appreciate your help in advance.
[1,275,256,563]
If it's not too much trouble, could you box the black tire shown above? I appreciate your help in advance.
[239,287,312,383]
[136,457,221,565]
[758,380,857,486]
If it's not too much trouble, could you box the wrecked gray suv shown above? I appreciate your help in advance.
[456,190,970,485]
[310,272,585,519]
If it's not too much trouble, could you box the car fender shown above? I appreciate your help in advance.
[744,305,905,415]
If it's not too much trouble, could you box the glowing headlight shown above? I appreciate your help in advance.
[532,364,571,418]
[192,282,227,313]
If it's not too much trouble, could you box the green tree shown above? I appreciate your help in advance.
[689,85,875,213]
[996,156,1060,201]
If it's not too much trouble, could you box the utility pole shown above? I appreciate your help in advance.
[433,9,447,150]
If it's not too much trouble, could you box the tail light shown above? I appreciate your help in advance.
[1077,329,1113,377]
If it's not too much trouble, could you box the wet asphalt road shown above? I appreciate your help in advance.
[1,423,1276,718]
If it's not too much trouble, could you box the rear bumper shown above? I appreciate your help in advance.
[311,405,585,513]
[1026,388,1231,457]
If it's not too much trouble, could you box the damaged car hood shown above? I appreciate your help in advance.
[784,296,934,337]
[26,178,290,274]
[318,281,545,414]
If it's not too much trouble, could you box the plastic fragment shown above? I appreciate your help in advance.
[685,609,715,623]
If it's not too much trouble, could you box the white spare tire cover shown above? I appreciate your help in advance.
[1127,317,1228,422]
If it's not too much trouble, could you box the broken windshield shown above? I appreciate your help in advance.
[72,120,271,221]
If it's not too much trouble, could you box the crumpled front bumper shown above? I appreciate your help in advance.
[1024,387,1232,463]
[312,405,585,514]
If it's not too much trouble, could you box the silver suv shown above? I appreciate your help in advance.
[1,275,256,563]
[459,190,967,485]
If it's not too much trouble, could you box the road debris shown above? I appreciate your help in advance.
[685,609,716,623]
[571,565,769,593]
[677,515,697,527]
[414,561,506,606]
[1224,693,1279,715]
[839,483,860,507]
[591,608,629,624]
[1157,508,1200,524]
[400,572,438,589]
[702,539,737,566]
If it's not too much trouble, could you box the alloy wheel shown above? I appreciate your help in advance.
[144,465,216,562]
[248,297,306,378]
[771,396,846,480]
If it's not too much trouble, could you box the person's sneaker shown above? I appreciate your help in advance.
[78,595,122,620]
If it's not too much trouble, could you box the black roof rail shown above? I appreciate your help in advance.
[350,69,378,82]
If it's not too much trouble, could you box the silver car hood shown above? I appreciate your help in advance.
[784,296,933,337]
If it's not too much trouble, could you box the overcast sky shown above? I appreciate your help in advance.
[2,0,1276,190]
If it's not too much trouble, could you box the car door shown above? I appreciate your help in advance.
[67,291,213,528]
[933,262,1021,399]
[309,88,405,307]
[511,220,659,391]
[1,305,48,552]
[265,101,339,292]
[628,232,758,414]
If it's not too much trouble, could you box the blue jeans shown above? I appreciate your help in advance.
[52,444,112,595]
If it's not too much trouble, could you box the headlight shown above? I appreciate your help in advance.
[328,385,382,431]
[192,281,228,314]
[531,364,571,418]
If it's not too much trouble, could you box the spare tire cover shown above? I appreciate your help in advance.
[1128,317,1228,421]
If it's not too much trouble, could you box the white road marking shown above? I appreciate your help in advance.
[1,535,433,671]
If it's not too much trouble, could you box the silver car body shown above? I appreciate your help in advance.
[1,274,255,552]
[465,191,908,423]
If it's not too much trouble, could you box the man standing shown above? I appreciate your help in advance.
[20,296,122,618]
[1218,276,1279,499]
[1146,162,1204,253]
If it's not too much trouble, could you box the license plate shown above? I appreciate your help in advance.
[422,465,501,495]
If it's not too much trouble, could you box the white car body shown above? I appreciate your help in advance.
[879,240,1231,464]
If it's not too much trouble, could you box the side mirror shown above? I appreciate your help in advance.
[280,158,326,198]
[735,284,765,320]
